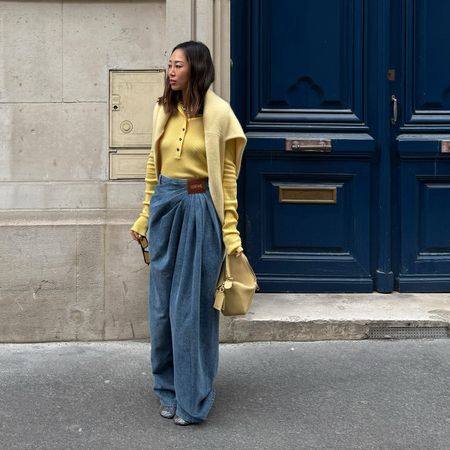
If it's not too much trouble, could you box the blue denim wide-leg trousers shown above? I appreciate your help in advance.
[147,175,224,423]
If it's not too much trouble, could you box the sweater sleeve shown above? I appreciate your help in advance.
[222,138,243,255]
[130,146,158,237]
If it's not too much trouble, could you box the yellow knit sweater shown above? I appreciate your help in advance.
[131,102,243,254]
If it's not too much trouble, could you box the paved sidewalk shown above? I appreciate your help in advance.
[220,293,450,342]
[0,340,449,450]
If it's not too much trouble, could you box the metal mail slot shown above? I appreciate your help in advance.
[279,185,337,204]
[285,139,332,152]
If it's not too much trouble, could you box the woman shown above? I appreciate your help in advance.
[130,41,246,426]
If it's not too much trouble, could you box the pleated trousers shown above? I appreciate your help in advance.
[147,175,224,423]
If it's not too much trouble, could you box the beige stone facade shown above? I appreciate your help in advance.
[0,0,231,342]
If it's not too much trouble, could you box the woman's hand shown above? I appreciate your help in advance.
[130,230,144,241]
[234,247,243,258]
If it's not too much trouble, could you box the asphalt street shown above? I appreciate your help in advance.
[0,340,449,450]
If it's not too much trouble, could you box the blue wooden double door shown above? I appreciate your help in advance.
[231,0,450,293]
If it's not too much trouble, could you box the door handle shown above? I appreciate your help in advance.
[391,95,398,125]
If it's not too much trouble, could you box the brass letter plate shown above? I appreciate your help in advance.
[285,139,331,152]
[279,185,337,204]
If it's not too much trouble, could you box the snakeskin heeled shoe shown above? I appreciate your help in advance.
[159,405,176,419]
[173,415,196,426]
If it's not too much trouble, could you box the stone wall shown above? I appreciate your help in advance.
[0,0,231,342]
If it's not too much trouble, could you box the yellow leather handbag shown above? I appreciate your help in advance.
[213,253,258,316]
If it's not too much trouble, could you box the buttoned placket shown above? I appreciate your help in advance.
[176,106,188,160]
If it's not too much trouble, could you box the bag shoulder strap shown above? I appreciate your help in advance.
[225,254,232,279]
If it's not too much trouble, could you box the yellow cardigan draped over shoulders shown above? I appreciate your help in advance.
[131,89,247,249]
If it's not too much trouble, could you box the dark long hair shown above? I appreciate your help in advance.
[158,41,215,116]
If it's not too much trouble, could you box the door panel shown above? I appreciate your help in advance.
[233,0,379,292]
[245,158,372,292]
[406,0,450,124]
[252,0,364,125]
[393,0,450,291]
[397,159,450,291]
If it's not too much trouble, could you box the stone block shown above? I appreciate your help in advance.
[106,181,146,210]
[0,2,62,102]
[62,0,166,102]
[0,182,106,210]
[0,103,107,182]
[75,225,107,340]
[104,224,149,340]
[0,224,104,342]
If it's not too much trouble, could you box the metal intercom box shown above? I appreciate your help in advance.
[109,69,165,179]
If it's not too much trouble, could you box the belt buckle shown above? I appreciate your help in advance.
[187,178,206,194]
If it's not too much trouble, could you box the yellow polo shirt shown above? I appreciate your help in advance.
[131,103,242,255]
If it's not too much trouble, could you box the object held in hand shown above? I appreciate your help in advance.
[138,236,150,265]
